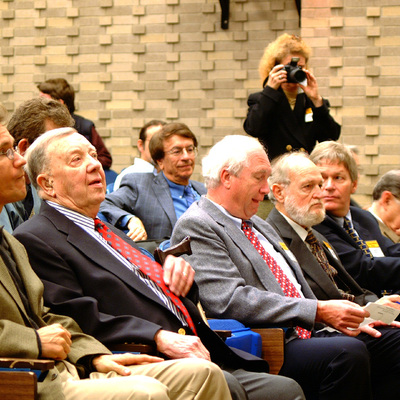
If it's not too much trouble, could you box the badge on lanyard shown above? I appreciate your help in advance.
[279,242,297,262]
[365,240,385,257]
[305,107,313,123]
[323,241,339,260]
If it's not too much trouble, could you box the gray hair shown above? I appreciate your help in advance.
[372,170,400,201]
[25,127,77,191]
[202,135,266,189]
[309,141,358,183]
[268,152,311,204]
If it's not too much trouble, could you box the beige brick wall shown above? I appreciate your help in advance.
[1,0,400,205]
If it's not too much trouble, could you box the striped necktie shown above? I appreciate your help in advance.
[94,218,197,334]
[242,221,311,339]
[343,217,373,259]
[305,229,355,302]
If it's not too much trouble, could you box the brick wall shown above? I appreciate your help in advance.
[1,0,399,205]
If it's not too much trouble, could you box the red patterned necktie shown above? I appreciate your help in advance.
[94,218,197,334]
[241,221,311,339]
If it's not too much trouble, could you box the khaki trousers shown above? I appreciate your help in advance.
[60,358,231,400]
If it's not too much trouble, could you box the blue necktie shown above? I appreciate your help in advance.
[183,185,196,207]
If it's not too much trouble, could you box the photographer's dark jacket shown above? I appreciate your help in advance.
[244,86,341,161]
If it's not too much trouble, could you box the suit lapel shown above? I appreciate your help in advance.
[199,198,287,295]
[268,209,332,296]
[280,92,309,149]
[0,231,42,325]
[152,174,177,227]
[41,203,172,308]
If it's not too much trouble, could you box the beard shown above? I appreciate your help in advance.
[284,194,326,228]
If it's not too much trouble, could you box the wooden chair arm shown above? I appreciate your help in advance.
[107,343,156,355]
[213,330,232,340]
[252,328,284,375]
[0,358,54,371]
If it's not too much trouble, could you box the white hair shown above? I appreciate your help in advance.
[25,127,77,191]
[202,135,266,189]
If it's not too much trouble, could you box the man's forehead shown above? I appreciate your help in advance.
[164,134,193,146]
[50,132,92,150]
[0,125,13,146]
[289,162,322,181]
[316,159,347,171]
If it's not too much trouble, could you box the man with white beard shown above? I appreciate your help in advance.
[266,151,382,306]
[266,151,400,398]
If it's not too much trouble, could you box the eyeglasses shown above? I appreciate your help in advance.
[165,146,198,157]
[0,147,17,161]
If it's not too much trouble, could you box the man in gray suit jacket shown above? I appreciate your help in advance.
[171,135,379,400]
[100,123,206,241]
[0,108,232,399]
[266,151,400,398]
[368,170,400,243]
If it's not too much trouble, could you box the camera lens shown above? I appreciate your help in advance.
[292,69,306,83]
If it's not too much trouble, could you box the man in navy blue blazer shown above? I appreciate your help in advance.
[310,141,400,296]
[100,123,206,241]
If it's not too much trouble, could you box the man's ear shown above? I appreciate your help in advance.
[137,139,145,154]
[220,169,232,189]
[350,179,358,194]
[17,138,29,156]
[381,191,394,206]
[271,183,285,204]
[156,158,164,171]
[37,174,55,197]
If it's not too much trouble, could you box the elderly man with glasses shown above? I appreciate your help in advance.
[100,122,206,241]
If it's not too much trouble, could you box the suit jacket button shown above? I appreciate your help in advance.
[286,145,292,151]
[178,328,186,335]
[51,373,58,381]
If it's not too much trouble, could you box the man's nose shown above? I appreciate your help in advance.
[14,151,27,167]
[87,155,102,169]
[261,180,270,195]
[322,177,333,190]
[313,185,323,198]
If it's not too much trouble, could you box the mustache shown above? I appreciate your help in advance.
[310,200,324,207]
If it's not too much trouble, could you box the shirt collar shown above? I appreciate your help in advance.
[330,210,352,228]
[46,200,95,230]
[206,198,246,231]
[163,173,188,196]
[278,211,309,242]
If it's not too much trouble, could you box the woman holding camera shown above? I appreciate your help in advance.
[244,33,341,161]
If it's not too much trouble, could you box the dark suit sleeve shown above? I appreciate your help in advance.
[243,87,284,140]
[315,218,400,297]
[14,230,164,346]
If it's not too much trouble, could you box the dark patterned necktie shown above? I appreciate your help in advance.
[343,217,373,259]
[242,221,311,339]
[94,218,197,334]
[305,229,355,302]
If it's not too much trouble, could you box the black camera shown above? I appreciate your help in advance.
[283,57,307,84]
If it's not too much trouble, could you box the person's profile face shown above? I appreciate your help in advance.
[44,132,106,218]
[0,125,27,208]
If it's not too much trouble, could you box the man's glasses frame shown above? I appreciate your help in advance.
[165,146,198,157]
[0,147,18,161]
